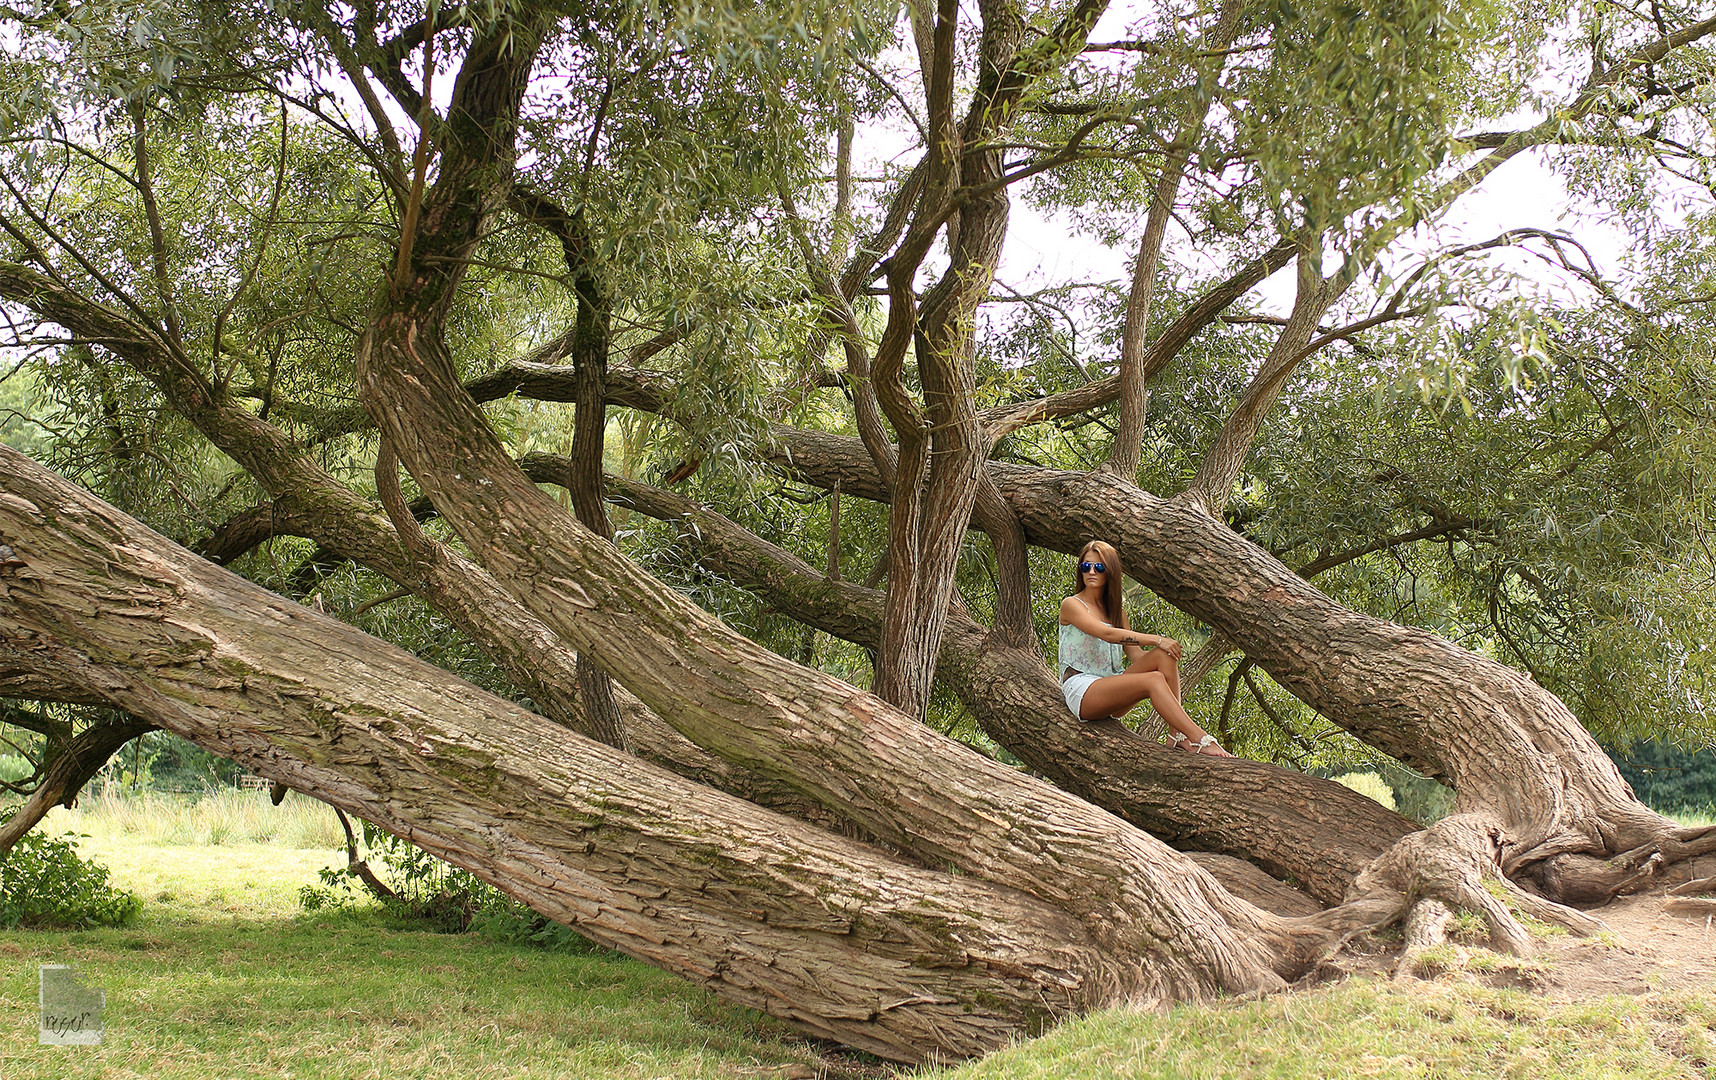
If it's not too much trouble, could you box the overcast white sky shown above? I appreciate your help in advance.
[841,1,1711,332]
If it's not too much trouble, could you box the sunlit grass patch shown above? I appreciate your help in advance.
[0,834,859,1080]
[919,979,1716,1080]
[1670,806,1714,829]
[45,789,344,850]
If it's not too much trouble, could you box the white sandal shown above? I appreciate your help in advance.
[1190,735,1224,755]
[1168,731,1189,751]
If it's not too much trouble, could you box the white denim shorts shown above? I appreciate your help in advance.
[1061,672,1104,721]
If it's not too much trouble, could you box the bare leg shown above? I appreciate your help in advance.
[1079,670,1231,757]
[1134,648,1180,703]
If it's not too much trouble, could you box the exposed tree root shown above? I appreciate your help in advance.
[1393,899,1454,982]
[1524,824,1716,906]
[1300,815,1610,977]
[1491,876,1608,936]
[1667,876,1716,897]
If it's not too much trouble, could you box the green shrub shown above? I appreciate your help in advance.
[1608,740,1716,813]
[0,812,142,929]
[1332,771,1398,811]
[1377,763,1457,824]
[300,823,599,951]
[469,894,605,953]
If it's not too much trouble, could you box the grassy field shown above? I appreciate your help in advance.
[3,793,1714,1079]
[2,792,856,1079]
[917,981,1716,1080]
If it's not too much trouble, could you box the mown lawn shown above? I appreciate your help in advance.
[918,980,1716,1080]
[1,797,858,1079]
[5,795,1714,1079]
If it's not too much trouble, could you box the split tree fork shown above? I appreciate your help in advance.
[1059,541,1232,756]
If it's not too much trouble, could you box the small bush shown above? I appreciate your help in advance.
[0,754,32,784]
[1332,771,1398,811]
[470,895,605,953]
[300,824,600,951]
[0,812,142,929]
[1381,765,1457,824]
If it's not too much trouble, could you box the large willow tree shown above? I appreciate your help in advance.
[2,0,1714,1062]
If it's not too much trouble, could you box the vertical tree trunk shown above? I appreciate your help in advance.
[1105,0,1242,482]
[566,217,627,751]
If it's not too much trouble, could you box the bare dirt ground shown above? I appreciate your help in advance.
[1541,891,1716,1001]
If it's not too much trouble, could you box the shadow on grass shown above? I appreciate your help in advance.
[1,905,894,1080]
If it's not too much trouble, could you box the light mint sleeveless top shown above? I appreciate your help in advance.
[1058,610,1125,679]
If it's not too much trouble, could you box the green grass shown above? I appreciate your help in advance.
[1671,807,1715,829]
[1,797,864,1079]
[919,982,1716,1080]
[6,793,1715,1079]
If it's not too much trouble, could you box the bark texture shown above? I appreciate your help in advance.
[0,446,1127,1062]
[756,428,1682,886]
[572,462,1418,905]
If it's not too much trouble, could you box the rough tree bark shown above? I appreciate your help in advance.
[749,424,1707,899]
[864,0,1108,714]
[335,17,1366,1053]
[3,6,1712,1061]
[0,446,1127,1061]
[2,448,1623,1042]
[533,459,1421,905]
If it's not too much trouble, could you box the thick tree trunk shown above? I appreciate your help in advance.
[0,446,1135,1062]
[348,18,1331,983]
[757,429,1686,888]
[6,446,1609,1025]
[0,260,855,836]
[514,188,629,751]
[575,464,1419,904]
[356,315,1320,995]
[993,465,1673,860]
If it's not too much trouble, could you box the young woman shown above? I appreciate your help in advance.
[1058,540,1232,756]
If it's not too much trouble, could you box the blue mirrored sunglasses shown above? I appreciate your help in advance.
[1080,561,1107,574]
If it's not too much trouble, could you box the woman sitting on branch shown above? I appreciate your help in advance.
[1059,540,1232,756]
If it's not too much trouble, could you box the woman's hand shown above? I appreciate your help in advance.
[1154,636,1183,660]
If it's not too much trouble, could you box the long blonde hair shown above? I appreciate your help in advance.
[1073,540,1125,624]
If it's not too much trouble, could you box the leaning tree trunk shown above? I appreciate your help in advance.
[993,465,1676,861]
[569,463,1421,905]
[0,444,1173,1062]
[754,425,1699,898]
[345,0,1339,996]
[354,294,1337,990]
